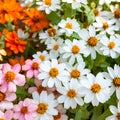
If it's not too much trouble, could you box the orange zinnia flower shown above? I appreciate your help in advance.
[5,31,27,54]
[23,8,49,32]
[0,0,25,24]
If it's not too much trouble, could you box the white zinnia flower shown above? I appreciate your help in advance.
[99,0,112,5]
[36,0,61,14]
[100,35,120,58]
[32,91,58,120]
[57,80,84,109]
[106,101,120,120]
[37,59,68,88]
[80,73,111,106]
[58,18,80,37]
[103,64,120,99]
[62,39,87,65]
[65,62,90,82]
[78,25,101,59]
[32,51,50,62]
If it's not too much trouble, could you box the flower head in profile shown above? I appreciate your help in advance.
[32,91,58,120]
[5,31,27,54]
[80,73,111,106]
[22,59,41,78]
[0,63,26,92]
[13,98,37,120]
[23,8,49,32]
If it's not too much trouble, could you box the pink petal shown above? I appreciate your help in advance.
[28,87,37,94]
[26,70,33,78]
[22,64,31,71]
[14,75,26,86]
[2,63,11,73]
[5,110,14,120]
[5,92,16,101]
[8,82,16,92]
[12,64,21,73]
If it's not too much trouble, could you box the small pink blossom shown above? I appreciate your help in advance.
[13,98,37,120]
[0,87,16,111]
[22,59,41,78]
[0,63,26,92]
[28,78,56,94]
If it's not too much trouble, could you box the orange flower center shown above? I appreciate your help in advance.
[65,22,73,29]
[108,41,115,49]
[71,45,80,54]
[114,9,120,19]
[37,86,47,93]
[113,77,120,87]
[91,83,101,93]
[54,113,61,120]
[32,16,40,22]
[103,22,109,29]
[21,106,28,114]
[49,68,59,78]
[117,112,120,119]
[93,9,99,16]
[53,44,59,50]
[37,103,48,114]
[47,28,56,37]
[0,92,5,102]
[44,0,51,5]
[39,55,45,61]
[67,89,77,98]
[32,62,39,69]
[87,37,98,47]
[0,118,5,120]
[70,69,80,79]
[5,71,16,82]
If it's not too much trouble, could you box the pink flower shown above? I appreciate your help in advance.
[0,109,14,120]
[22,59,41,78]
[0,87,16,111]
[0,63,26,92]
[13,98,37,120]
[28,78,56,94]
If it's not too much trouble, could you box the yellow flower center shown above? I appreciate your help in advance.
[91,83,101,93]
[65,22,73,29]
[70,69,80,79]
[47,28,56,37]
[114,9,120,19]
[39,55,45,61]
[49,68,59,78]
[0,92,5,102]
[32,62,39,69]
[37,103,48,114]
[108,41,115,49]
[71,45,80,54]
[5,71,16,82]
[67,89,77,98]
[103,22,109,29]
[117,112,120,119]
[53,44,59,50]
[93,9,99,16]
[44,0,51,5]
[87,37,98,47]
[113,77,120,87]
[21,106,28,114]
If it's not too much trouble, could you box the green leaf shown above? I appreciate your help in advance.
[75,109,82,120]
[87,10,95,24]
[46,12,61,24]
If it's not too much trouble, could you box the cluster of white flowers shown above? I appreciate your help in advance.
[18,0,120,119]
